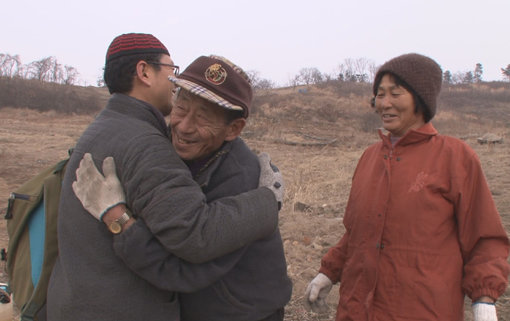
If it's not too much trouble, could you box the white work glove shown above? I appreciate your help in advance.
[258,152,284,210]
[304,273,333,313]
[472,302,497,321]
[72,153,126,221]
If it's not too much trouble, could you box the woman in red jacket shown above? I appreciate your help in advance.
[304,53,509,321]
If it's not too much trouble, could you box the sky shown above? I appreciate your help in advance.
[2,0,509,86]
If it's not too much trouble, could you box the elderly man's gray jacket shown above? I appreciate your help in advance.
[114,137,292,321]
[47,94,278,321]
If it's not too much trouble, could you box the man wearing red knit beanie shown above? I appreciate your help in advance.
[47,33,283,321]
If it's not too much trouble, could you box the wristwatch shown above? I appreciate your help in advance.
[107,212,131,234]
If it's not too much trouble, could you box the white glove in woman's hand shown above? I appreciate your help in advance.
[304,273,333,313]
[72,153,126,220]
[472,302,497,321]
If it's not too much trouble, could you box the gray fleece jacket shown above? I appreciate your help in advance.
[47,94,278,321]
[114,137,292,321]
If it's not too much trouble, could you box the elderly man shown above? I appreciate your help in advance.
[48,33,283,321]
[72,55,292,321]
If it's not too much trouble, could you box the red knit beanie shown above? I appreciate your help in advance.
[373,53,442,121]
[106,33,169,63]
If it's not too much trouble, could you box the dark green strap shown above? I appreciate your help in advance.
[21,301,39,321]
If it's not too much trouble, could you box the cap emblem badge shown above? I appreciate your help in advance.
[205,63,227,85]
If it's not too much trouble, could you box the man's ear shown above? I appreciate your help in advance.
[135,61,151,86]
[224,118,246,141]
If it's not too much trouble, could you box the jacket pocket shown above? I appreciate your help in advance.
[213,279,251,311]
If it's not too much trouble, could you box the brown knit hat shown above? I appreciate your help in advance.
[373,53,442,121]
[106,33,169,63]
[169,55,253,118]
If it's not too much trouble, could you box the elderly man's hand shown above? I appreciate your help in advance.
[258,153,284,210]
[72,153,126,221]
[304,273,333,314]
[472,302,497,321]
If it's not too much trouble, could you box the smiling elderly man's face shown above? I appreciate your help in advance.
[169,90,245,161]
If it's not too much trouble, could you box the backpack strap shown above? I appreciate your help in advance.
[20,304,38,321]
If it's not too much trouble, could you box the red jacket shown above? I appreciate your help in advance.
[320,123,509,321]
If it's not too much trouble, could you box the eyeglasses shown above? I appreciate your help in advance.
[149,62,180,76]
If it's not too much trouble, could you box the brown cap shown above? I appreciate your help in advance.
[373,53,442,122]
[169,55,252,118]
[106,33,169,63]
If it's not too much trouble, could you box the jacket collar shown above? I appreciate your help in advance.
[190,139,236,187]
[379,122,438,148]
[106,93,169,137]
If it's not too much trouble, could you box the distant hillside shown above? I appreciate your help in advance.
[249,80,510,139]
[0,76,109,114]
[1,76,509,133]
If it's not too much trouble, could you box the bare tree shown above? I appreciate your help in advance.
[0,54,5,70]
[452,72,466,84]
[463,71,474,84]
[335,58,375,82]
[352,57,371,82]
[0,52,80,85]
[308,68,324,84]
[501,64,510,82]
[443,70,452,85]
[0,54,22,77]
[255,78,276,90]
[293,67,323,85]
[52,59,63,83]
[63,65,79,85]
[0,54,9,76]
[367,62,378,82]
[23,56,79,85]
[246,70,260,86]
[474,63,483,83]
[27,57,55,81]
[336,59,356,81]
[335,63,350,81]
[97,74,106,87]
[246,70,275,90]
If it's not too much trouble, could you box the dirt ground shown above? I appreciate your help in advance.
[0,106,509,320]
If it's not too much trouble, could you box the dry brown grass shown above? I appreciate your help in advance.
[0,80,509,320]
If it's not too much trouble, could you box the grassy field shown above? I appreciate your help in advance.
[0,81,509,320]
